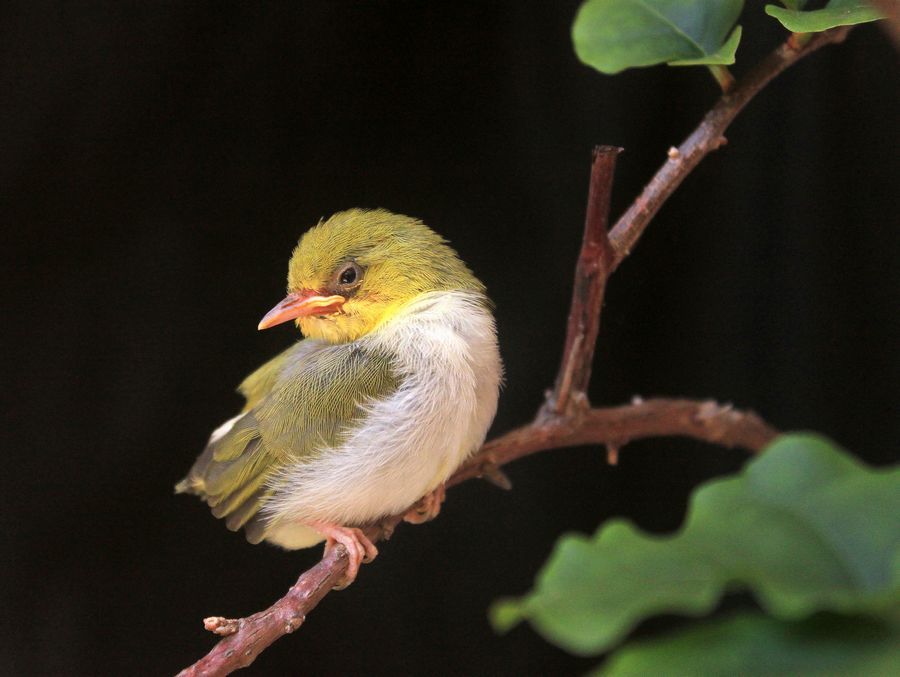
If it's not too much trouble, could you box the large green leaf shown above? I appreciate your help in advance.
[600,612,900,676]
[765,0,886,32]
[572,0,744,74]
[491,434,900,656]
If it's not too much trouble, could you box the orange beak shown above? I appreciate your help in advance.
[257,290,346,330]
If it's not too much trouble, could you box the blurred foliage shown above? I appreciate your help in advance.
[599,612,900,676]
[492,435,900,671]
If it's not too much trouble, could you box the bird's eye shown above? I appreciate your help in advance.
[338,262,362,287]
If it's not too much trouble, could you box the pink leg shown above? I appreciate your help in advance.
[403,484,447,525]
[310,522,378,589]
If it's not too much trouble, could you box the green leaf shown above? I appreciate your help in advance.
[491,434,900,656]
[669,25,742,66]
[599,613,900,676]
[572,0,744,74]
[765,0,886,32]
[491,524,723,652]
[779,0,809,10]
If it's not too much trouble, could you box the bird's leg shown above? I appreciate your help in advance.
[309,521,379,590]
[403,483,446,525]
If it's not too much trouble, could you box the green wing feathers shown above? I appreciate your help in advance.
[176,340,399,544]
[237,348,294,412]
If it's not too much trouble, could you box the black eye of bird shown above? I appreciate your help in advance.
[338,263,361,286]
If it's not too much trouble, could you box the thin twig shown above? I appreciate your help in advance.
[870,0,900,50]
[707,65,735,93]
[608,26,852,271]
[177,548,347,676]
[178,27,850,677]
[550,145,621,416]
[450,398,777,488]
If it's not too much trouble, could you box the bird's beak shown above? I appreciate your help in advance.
[257,290,346,330]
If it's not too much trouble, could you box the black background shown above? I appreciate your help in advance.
[2,2,898,675]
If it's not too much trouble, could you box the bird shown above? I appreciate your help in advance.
[176,208,502,587]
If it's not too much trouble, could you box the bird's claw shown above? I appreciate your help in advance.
[403,484,446,524]
[313,523,379,589]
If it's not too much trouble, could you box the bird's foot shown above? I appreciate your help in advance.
[311,522,379,590]
[403,484,446,525]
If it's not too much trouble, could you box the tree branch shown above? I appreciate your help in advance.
[452,398,777,489]
[608,26,852,271]
[178,26,850,677]
[549,145,621,416]
[182,548,346,675]
[870,0,900,51]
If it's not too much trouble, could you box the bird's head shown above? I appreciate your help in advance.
[258,208,485,343]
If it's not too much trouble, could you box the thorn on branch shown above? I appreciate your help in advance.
[606,444,620,466]
[480,461,513,490]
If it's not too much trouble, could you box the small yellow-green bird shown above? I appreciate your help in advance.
[177,208,502,586]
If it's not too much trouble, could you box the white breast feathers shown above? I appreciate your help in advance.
[263,290,502,549]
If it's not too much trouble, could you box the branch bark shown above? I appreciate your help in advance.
[549,145,620,417]
[178,26,851,677]
[870,0,900,50]
[452,398,777,489]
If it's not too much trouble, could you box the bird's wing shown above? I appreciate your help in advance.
[176,340,399,543]
[236,345,296,412]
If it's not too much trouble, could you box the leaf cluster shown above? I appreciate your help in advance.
[572,0,885,75]
[492,435,900,673]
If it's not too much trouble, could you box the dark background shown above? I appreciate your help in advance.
[2,2,898,675]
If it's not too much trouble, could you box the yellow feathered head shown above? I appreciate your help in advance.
[258,208,485,343]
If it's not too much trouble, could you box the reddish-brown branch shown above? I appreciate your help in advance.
[178,548,347,676]
[178,26,851,677]
[608,26,852,271]
[451,398,777,488]
[870,0,900,50]
[550,145,621,416]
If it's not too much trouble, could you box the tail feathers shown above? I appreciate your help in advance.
[210,461,268,518]
[244,510,270,545]
[175,414,280,544]
[225,487,272,533]
[203,437,263,501]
